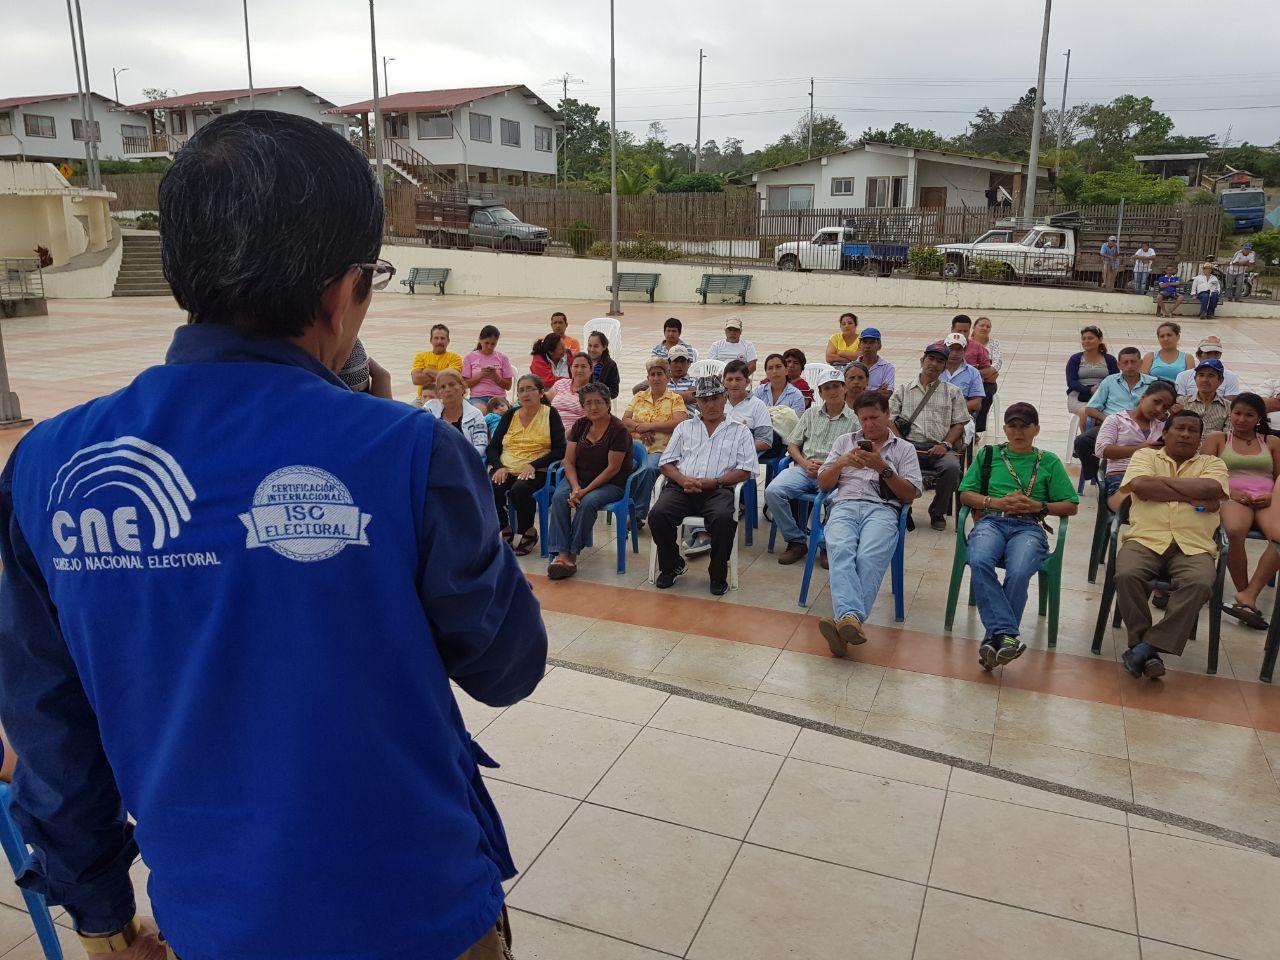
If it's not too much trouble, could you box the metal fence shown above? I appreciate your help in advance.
[0,259,44,301]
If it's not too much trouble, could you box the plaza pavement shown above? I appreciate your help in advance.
[0,292,1278,958]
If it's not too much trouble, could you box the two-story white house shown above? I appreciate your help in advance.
[0,93,154,164]
[743,141,1048,211]
[329,85,560,189]
[118,86,343,157]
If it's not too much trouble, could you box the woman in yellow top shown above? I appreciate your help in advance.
[486,375,567,554]
[622,357,689,523]
[824,312,861,369]
[410,323,463,403]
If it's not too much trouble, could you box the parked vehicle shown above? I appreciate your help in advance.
[1219,188,1266,232]
[773,226,908,276]
[936,219,1083,283]
[415,193,549,253]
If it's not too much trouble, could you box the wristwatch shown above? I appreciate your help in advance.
[79,917,142,953]
[879,466,895,480]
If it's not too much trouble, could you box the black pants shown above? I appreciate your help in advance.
[1074,424,1100,485]
[975,381,998,433]
[649,486,738,583]
[760,431,786,462]
[917,451,962,521]
[492,470,545,533]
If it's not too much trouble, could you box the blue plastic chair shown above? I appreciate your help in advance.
[794,490,909,620]
[507,460,561,559]
[559,441,647,574]
[0,782,64,959]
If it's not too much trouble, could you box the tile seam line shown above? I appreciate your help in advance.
[548,657,1280,858]
[503,906,684,959]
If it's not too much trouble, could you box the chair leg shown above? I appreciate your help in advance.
[1088,505,1110,584]
[1092,557,1116,655]
[613,507,627,574]
[892,536,906,623]
[1037,570,1048,617]
[629,505,640,554]
[1206,549,1228,674]
[1261,586,1280,683]
[0,786,64,960]
[797,514,823,608]
[944,553,966,632]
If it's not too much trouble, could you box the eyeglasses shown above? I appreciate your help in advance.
[351,259,396,291]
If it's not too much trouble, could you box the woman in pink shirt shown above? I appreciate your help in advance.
[463,324,515,409]
[549,353,594,432]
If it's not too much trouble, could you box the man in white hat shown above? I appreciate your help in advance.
[1100,236,1121,291]
[937,334,984,415]
[1173,337,1239,398]
[706,317,757,374]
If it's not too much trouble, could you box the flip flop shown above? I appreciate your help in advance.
[1221,601,1269,630]
[546,558,577,580]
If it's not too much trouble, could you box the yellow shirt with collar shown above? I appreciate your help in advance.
[1118,447,1230,557]
[411,350,463,397]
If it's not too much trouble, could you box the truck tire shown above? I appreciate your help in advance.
[777,254,800,272]
[860,258,882,277]
[942,257,964,280]
[501,236,520,252]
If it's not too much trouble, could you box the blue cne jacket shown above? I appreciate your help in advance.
[0,324,547,960]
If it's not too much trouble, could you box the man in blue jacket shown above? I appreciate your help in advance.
[0,111,546,960]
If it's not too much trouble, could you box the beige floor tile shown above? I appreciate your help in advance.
[526,666,668,724]
[913,888,1140,960]
[1130,829,1280,960]
[477,701,640,799]
[0,923,81,960]
[1258,728,1280,781]
[558,621,685,675]
[0,906,49,956]
[990,737,1134,802]
[541,610,597,653]
[746,690,838,723]
[1129,759,1280,843]
[1137,941,1232,959]
[1125,813,1253,851]
[869,668,1000,733]
[754,649,886,708]
[1123,708,1274,782]
[929,792,1137,933]
[653,635,781,689]
[789,726,952,789]
[651,675,756,702]
[862,713,994,765]
[948,768,1127,825]
[506,910,671,960]
[686,844,923,960]
[994,687,1129,759]
[483,779,579,889]
[746,757,946,883]
[647,695,799,755]
[450,684,509,736]
[506,804,738,956]
[588,727,782,838]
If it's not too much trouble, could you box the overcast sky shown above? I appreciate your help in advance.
[4,0,1277,151]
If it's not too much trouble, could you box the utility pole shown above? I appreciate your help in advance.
[807,78,815,159]
[1023,0,1051,222]
[607,0,621,317]
[111,66,128,104]
[72,0,101,190]
[243,0,255,107]
[545,73,584,188]
[382,56,395,97]
[1054,48,1071,182]
[65,1,93,184]
[694,48,706,171]
[368,0,384,187]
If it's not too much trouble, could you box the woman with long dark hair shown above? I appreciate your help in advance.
[530,332,569,389]
[1066,325,1118,416]
[587,330,620,398]
[463,324,515,409]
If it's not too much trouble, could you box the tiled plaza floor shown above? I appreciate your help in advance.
[1,291,1279,957]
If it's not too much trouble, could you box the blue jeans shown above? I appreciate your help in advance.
[764,466,821,545]
[1134,271,1151,295]
[1197,290,1219,316]
[824,500,900,622]
[631,451,663,522]
[548,478,625,556]
[1104,474,1122,498]
[967,516,1049,642]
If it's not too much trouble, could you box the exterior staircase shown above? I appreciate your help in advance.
[356,136,451,189]
[112,233,170,297]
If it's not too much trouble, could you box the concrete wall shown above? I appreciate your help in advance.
[381,243,1280,319]
[0,161,114,264]
[42,223,122,298]
[916,159,990,209]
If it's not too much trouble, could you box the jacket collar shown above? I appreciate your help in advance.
[164,323,347,390]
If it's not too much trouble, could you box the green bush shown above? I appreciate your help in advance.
[907,245,943,277]
[1189,190,1220,206]
[1221,213,1239,242]
[1075,169,1186,205]
[657,172,725,193]
[566,220,594,257]
[135,212,160,231]
[1248,229,1280,264]
[586,233,682,262]
[972,258,1009,281]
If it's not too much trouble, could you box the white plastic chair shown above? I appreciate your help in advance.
[583,317,621,358]
[1065,411,1081,460]
[688,359,726,379]
[646,475,742,590]
[803,362,835,386]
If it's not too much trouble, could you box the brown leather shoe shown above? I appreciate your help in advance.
[819,548,829,570]
[777,541,808,565]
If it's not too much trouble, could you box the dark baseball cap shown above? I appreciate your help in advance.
[1195,358,1225,377]
[1003,402,1040,425]
[922,342,948,361]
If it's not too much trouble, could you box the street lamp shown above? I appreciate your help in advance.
[607,0,620,317]
[243,0,255,108]
[111,66,128,104]
[382,56,396,97]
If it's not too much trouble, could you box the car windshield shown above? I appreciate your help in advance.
[487,206,521,223]
[1221,191,1264,210]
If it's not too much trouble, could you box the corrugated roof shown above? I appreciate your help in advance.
[328,84,558,118]
[0,92,123,110]
[121,86,331,110]
[745,141,1048,178]
[1135,153,1211,162]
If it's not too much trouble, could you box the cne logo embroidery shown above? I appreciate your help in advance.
[239,465,371,563]
[47,436,218,572]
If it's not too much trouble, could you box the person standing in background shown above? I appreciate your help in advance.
[1099,236,1121,291]
[1133,241,1157,295]
[1225,241,1255,302]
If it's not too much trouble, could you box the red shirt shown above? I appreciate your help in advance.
[530,353,567,389]
[964,340,991,369]
[790,377,814,408]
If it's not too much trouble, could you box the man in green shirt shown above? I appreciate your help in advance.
[958,403,1080,670]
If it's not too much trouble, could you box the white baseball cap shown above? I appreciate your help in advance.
[943,332,968,348]
[724,317,743,330]
[814,367,844,388]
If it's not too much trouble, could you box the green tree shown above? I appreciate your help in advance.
[859,122,950,151]
[740,113,849,173]
[558,97,611,180]
[1074,169,1186,204]
[657,172,725,193]
[952,88,1038,158]
[1077,95,1174,165]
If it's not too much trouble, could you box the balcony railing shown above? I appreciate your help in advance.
[0,258,44,301]
[122,133,181,155]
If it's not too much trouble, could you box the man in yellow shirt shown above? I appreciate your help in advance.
[410,323,463,402]
[1115,411,1229,680]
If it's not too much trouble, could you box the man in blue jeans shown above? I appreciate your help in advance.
[959,403,1080,670]
[816,392,923,656]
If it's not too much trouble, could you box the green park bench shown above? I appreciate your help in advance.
[606,272,661,302]
[400,267,450,295]
[696,273,752,305]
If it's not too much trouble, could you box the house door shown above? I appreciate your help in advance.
[919,187,947,208]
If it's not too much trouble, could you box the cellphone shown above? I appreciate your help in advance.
[856,439,873,451]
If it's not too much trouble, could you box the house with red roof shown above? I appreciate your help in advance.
[329,84,561,189]
[0,93,153,164]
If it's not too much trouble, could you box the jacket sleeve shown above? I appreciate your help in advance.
[530,407,566,469]
[0,453,139,933]
[1107,355,1120,376]
[1065,353,1084,397]
[486,409,512,470]
[604,361,620,399]
[418,422,547,707]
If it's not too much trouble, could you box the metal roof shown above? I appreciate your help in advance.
[1134,153,1211,162]
[121,86,331,110]
[328,84,560,119]
[746,141,1048,178]
[0,92,125,110]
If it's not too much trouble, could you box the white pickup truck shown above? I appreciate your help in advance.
[936,223,1083,282]
[773,227,908,276]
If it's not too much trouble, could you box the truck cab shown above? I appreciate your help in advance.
[937,224,1077,281]
[1220,188,1266,232]
[774,227,850,272]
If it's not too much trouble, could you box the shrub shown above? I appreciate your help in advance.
[566,220,594,257]
[1248,229,1280,264]
[1189,190,1220,206]
[971,258,1008,281]
[135,212,160,231]
[907,245,943,277]
[586,233,682,261]
[657,172,725,193]
[1221,213,1239,242]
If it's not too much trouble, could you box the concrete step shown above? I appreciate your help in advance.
[117,268,167,277]
[112,290,171,297]
[113,284,171,293]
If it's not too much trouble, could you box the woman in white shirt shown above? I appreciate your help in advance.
[424,369,489,456]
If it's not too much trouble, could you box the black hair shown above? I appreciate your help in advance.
[159,111,382,339]
[782,347,807,367]
[569,351,593,375]
[577,381,612,406]
[839,312,858,324]
[853,391,890,413]
[664,317,683,333]
[1143,380,1177,402]
[763,353,786,371]
[430,323,450,336]
[723,359,751,379]
[1080,325,1107,354]
[476,324,501,349]
[1166,410,1204,435]
[845,361,870,379]
[1230,392,1271,435]
[551,311,567,322]
[531,332,564,358]
[1117,346,1142,360]
[1156,320,1182,337]
[587,330,612,364]
[951,314,972,328]
[516,372,551,405]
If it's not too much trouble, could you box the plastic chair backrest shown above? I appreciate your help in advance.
[803,362,835,386]
[583,317,622,358]
[688,359,725,379]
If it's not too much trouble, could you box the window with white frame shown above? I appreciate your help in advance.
[831,177,855,196]
[500,118,520,147]
[469,112,492,142]
[416,113,452,139]
[767,184,814,211]
[72,118,101,142]
[534,125,553,152]
[170,110,187,135]
[0,113,11,136]
[865,175,908,208]
[192,108,221,131]
[325,122,346,136]
[384,114,409,139]
[120,123,148,141]
[24,114,55,138]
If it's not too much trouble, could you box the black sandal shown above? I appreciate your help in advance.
[514,530,539,556]
[1222,601,1269,630]
[499,527,514,544]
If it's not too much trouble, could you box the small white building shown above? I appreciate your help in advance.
[744,142,1048,211]
[329,85,560,188]
[118,86,343,157]
[0,93,154,164]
